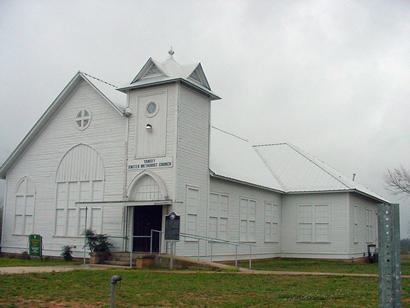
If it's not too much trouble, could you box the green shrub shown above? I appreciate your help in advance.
[21,251,30,259]
[61,245,73,261]
[85,229,113,254]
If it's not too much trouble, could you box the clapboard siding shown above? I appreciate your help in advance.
[2,80,125,256]
[126,84,178,201]
[281,193,350,259]
[173,85,211,257]
[349,193,378,257]
[209,178,282,260]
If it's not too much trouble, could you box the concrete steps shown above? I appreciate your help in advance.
[104,260,130,267]
[102,252,238,271]
[105,252,156,268]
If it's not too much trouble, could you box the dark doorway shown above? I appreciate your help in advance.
[133,206,162,252]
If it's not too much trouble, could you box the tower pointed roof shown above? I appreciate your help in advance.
[117,52,220,100]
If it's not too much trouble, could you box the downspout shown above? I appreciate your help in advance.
[122,97,131,251]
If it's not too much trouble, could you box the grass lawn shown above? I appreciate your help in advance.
[237,257,410,275]
[0,269,409,307]
[0,257,81,267]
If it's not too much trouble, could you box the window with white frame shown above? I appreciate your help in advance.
[365,209,375,243]
[297,205,330,243]
[209,193,229,240]
[353,205,359,243]
[55,144,105,237]
[186,186,199,238]
[14,177,35,235]
[55,180,104,236]
[264,201,279,242]
[240,198,256,242]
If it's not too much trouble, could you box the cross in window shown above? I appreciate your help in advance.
[76,110,91,129]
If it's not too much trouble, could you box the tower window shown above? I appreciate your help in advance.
[145,102,158,117]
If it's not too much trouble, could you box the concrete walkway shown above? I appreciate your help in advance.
[0,265,98,275]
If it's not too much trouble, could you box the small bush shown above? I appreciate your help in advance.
[61,246,73,261]
[85,229,113,254]
[21,251,30,259]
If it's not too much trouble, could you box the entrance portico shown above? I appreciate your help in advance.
[126,170,171,253]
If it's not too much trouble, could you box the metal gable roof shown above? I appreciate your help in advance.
[81,72,126,111]
[209,127,284,192]
[210,128,389,203]
[0,72,126,179]
[120,57,220,100]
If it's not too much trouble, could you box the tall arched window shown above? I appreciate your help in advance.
[55,144,105,236]
[14,177,35,235]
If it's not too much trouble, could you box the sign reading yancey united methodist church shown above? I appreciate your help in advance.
[128,157,173,170]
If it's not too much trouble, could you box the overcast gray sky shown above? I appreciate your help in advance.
[1,0,409,234]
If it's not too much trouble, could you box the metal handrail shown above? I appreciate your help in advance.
[81,231,254,269]
[178,232,254,269]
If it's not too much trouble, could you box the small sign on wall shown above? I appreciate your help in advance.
[28,234,42,257]
[165,212,180,241]
[128,157,173,170]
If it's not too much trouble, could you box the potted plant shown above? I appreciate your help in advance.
[85,229,113,264]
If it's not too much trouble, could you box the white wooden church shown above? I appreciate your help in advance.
[0,51,388,260]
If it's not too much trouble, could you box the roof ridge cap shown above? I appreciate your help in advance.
[211,126,249,142]
[253,142,288,147]
[253,147,287,191]
[81,72,118,88]
[286,143,352,189]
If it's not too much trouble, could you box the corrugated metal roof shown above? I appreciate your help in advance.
[210,128,389,203]
[209,127,284,192]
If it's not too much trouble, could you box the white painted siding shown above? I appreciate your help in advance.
[349,193,378,258]
[209,178,282,260]
[281,193,350,259]
[127,85,178,202]
[2,80,126,256]
[173,85,211,257]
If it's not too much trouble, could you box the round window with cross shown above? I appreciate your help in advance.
[75,110,91,130]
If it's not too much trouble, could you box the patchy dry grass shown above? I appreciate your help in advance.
[0,269,409,307]
[237,257,410,275]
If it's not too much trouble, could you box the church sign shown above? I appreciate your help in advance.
[165,212,180,241]
[28,234,43,257]
[128,157,173,170]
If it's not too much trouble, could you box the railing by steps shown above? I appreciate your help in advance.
[176,232,255,269]
[82,230,255,269]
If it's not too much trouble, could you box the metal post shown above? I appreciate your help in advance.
[210,241,213,262]
[150,230,153,254]
[378,203,401,307]
[83,206,88,265]
[249,246,252,269]
[129,250,132,268]
[159,231,162,254]
[235,245,238,267]
[170,241,174,270]
[197,240,200,261]
[110,275,122,308]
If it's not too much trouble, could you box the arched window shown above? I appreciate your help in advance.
[14,177,35,235]
[55,144,104,236]
[128,172,168,201]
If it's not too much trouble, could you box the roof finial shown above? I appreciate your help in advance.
[168,47,175,57]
